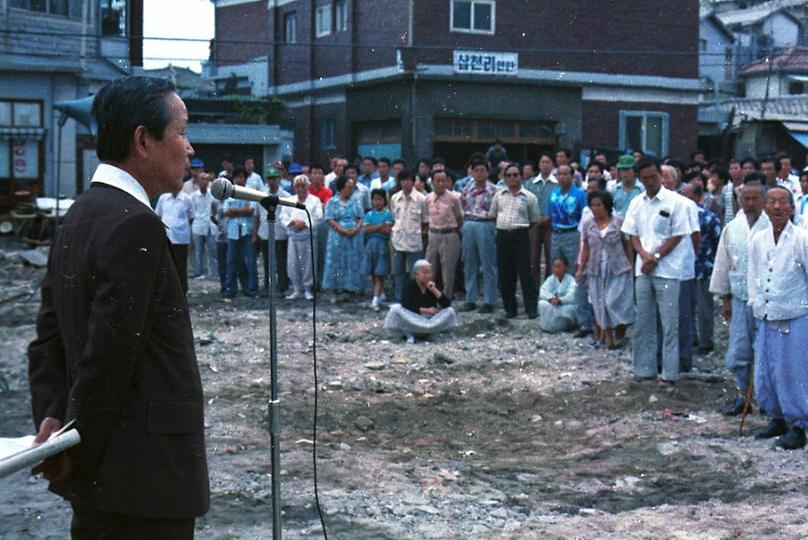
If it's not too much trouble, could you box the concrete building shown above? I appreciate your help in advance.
[0,0,143,205]
[139,65,294,175]
[698,48,808,163]
[700,7,737,98]
[209,0,702,169]
[716,3,804,68]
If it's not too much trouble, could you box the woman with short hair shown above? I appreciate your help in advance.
[383,259,458,344]
[576,190,634,348]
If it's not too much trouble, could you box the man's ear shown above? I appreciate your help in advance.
[130,125,149,159]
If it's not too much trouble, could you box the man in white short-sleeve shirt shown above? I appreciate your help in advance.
[622,158,691,382]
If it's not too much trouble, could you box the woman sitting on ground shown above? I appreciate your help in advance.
[383,259,458,344]
[538,256,579,333]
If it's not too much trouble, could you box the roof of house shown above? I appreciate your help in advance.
[700,7,737,42]
[716,2,803,27]
[740,47,808,75]
[700,95,808,124]
[139,65,214,94]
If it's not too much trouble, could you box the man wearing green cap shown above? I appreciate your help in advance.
[253,166,291,295]
[610,155,644,218]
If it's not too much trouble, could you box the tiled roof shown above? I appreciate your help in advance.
[716,1,804,26]
[740,47,808,75]
[701,95,808,123]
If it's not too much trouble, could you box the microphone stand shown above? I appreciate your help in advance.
[260,195,282,540]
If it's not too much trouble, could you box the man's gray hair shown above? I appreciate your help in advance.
[661,164,678,181]
[293,174,310,186]
[412,259,431,275]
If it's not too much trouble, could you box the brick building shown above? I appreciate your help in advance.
[209,0,701,169]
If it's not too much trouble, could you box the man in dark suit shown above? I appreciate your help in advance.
[27,76,209,538]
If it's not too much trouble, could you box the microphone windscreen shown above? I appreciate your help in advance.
[210,177,233,201]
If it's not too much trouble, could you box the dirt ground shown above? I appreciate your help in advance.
[2,248,808,539]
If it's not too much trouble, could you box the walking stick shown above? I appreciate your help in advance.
[738,366,755,436]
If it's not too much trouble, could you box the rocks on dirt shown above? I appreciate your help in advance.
[430,352,455,365]
[364,361,386,371]
[354,415,375,432]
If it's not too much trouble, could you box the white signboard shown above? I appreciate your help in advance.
[453,50,518,76]
[12,139,38,179]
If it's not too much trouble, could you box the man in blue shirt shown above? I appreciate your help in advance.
[223,166,259,297]
[358,156,380,188]
[684,181,721,355]
[547,164,587,275]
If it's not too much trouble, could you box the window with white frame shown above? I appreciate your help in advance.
[334,0,348,32]
[284,12,297,44]
[321,118,336,150]
[316,5,331,37]
[0,100,44,182]
[451,0,495,34]
[619,111,669,158]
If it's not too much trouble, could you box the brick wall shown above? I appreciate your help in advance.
[581,101,698,159]
[215,1,269,66]
[411,0,699,79]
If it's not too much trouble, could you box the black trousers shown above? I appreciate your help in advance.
[496,228,537,317]
[260,238,289,293]
[71,504,195,540]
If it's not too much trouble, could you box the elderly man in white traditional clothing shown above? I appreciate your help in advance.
[709,181,769,416]
[747,186,808,450]
[280,174,323,300]
[384,259,458,344]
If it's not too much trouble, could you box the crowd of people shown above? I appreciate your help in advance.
[167,145,808,450]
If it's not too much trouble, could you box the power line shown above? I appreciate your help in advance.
[0,27,722,58]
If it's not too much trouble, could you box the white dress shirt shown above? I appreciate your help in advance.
[154,192,194,245]
[257,187,291,241]
[709,210,771,301]
[279,193,323,241]
[621,186,691,279]
[89,163,152,211]
[390,189,428,252]
[191,189,214,236]
[678,194,700,281]
[246,172,264,191]
[778,174,802,198]
[748,220,808,321]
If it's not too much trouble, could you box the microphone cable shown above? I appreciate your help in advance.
[305,209,328,539]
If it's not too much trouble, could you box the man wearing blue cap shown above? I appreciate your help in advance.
[284,162,302,192]
[183,157,204,195]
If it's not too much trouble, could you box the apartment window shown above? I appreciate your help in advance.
[0,100,44,183]
[284,12,297,44]
[451,0,495,34]
[335,0,348,32]
[321,118,336,150]
[316,5,331,37]
[101,0,128,37]
[619,111,669,158]
[789,81,806,95]
[9,0,81,17]
[699,39,708,52]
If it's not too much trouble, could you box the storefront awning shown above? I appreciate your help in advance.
[0,127,46,140]
[789,131,808,149]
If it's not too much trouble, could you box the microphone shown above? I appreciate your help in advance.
[210,177,306,209]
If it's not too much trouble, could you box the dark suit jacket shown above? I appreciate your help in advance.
[28,183,209,519]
